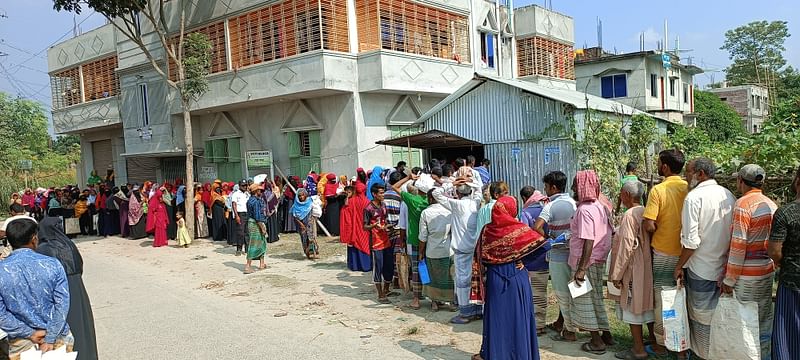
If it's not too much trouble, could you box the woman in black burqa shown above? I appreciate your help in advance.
[36,216,98,360]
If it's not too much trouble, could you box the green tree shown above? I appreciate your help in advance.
[694,90,745,142]
[52,134,80,155]
[574,113,627,200]
[52,0,212,235]
[721,21,790,87]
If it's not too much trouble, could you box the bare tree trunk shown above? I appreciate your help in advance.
[183,104,195,236]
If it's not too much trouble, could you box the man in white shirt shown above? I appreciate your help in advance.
[418,189,453,311]
[432,177,482,324]
[231,180,251,256]
[674,158,735,359]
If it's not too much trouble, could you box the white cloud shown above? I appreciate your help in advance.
[630,27,662,50]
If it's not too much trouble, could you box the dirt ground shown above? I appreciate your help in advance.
[78,233,624,359]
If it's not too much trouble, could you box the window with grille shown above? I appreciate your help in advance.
[82,55,120,101]
[516,36,574,79]
[139,83,150,126]
[50,67,82,109]
[669,78,676,96]
[228,0,349,70]
[168,21,227,81]
[683,83,689,104]
[298,131,311,157]
[357,0,470,63]
[650,74,658,97]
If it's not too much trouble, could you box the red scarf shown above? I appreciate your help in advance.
[472,196,547,303]
[323,173,339,197]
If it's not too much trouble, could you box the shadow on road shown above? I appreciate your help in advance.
[398,339,474,360]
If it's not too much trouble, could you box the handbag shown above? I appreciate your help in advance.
[418,258,431,285]
[661,283,691,352]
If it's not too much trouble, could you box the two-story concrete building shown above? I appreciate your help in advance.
[575,47,703,125]
[708,84,769,133]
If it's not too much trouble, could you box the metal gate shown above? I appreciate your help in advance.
[161,157,186,184]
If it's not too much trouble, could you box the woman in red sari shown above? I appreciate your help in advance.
[473,195,547,360]
[340,172,372,272]
[147,186,170,247]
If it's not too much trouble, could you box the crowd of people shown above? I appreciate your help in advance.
[1,151,798,360]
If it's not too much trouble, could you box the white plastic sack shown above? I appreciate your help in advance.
[708,294,760,360]
[64,218,80,235]
[414,173,436,194]
[311,196,322,218]
[661,285,691,352]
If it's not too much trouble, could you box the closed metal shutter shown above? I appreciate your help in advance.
[126,157,160,185]
[91,140,113,175]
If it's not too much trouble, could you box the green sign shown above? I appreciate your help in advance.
[246,151,273,169]
[18,160,32,170]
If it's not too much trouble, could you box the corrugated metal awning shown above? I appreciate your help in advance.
[375,130,482,149]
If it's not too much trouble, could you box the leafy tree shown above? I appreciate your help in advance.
[694,90,745,142]
[52,135,81,155]
[721,21,790,87]
[776,66,800,100]
[52,0,213,235]
[574,113,627,200]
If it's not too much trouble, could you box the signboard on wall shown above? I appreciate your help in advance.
[199,166,217,183]
[544,145,561,165]
[246,151,273,169]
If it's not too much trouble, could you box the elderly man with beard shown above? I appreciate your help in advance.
[673,158,736,359]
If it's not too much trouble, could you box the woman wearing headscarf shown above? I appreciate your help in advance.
[281,176,300,233]
[210,182,227,242]
[292,188,319,259]
[244,184,268,274]
[321,173,343,236]
[340,178,372,271]
[519,188,552,336]
[95,186,107,236]
[261,180,280,243]
[87,170,102,187]
[21,189,35,215]
[305,173,319,196]
[175,185,186,215]
[36,216,98,360]
[103,187,120,236]
[164,183,177,240]
[113,186,130,238]
[74,194,90,236]
[147,186,170,247]
[128,185,148,240]
[473,195,547,360]
[104,169,115,188]
[365,166,385,201]
[194,184,210,238]
[569,170,615,355]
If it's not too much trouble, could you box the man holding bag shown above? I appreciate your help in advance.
[721,164,777,360]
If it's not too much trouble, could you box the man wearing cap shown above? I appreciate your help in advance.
[231,180,251,256]
[721,164,777,360]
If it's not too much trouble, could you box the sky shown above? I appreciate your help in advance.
[0,0,798,117]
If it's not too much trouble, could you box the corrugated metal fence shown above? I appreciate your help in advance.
[485,139,577,197]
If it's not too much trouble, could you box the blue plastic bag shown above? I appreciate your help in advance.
[418,259,431,285]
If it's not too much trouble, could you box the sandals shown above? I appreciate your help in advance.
[550,332,577,342]
[644,345,668,357]
[581,342,607,355]
[546,323,563,333]
[614,349,648,360]
[450,315,473,324]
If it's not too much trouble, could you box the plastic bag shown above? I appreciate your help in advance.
[661,285,691,352]
[708,294,760,360]
[418,259,431,285]
[311,196,322,218]
[414,174,436,194]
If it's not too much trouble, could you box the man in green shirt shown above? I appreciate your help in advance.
[617,162,641,213]
[392,173,429,310]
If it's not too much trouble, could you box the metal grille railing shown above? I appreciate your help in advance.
[82,55,120,101]
[517,36,574,80]
[228,0,349,70]
[50,67,82,110]
[356,0,470,63]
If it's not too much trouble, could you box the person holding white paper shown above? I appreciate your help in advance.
[568,170,614,355]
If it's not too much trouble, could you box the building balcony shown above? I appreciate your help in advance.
[185,50,359,113]
[357,50,473,94]
[53,97,122,134]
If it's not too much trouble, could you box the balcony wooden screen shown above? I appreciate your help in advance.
[356,0,470,63]
[50,67,82,109]
[169,21,227,81]
[82,55,120,102]
[229,0,349,70]
[517,36,574,80]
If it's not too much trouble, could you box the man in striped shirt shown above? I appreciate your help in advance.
[721,164,777,360]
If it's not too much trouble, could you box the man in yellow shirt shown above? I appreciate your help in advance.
[642,149,688,357]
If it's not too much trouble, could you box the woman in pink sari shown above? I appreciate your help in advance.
[148,186,170,247]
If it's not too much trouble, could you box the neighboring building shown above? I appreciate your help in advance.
[575,47,703,126]
[377,74,671,194]
[708,84,769,133]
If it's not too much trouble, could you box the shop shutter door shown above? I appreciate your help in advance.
[91,140,113,175]
[126,157,160,185]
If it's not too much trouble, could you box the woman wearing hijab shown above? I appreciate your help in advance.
[164,183,177,240]
[104,187,120,236]
[104,169,115,188]
[128,186,148,240]
[210,182,227,241]
[321,173,343,236]
[147,186,170,247]
[365,166,385,201]
[194,184,210,238]
[305,173,319,196]
[281,176,299,233]
[36,216,98,360]
[74,194,90,236]
[472,194,547,360]
[113,186,130,238]
[245,184,268,274]
[261,181,281,243]
[340,178,372,272]
[175,185,186,215]
[292,188,319,259]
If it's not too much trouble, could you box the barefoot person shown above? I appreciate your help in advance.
[292,189,319,260]
[364,184,394,303]
[244,184,268,274]
[609,181,655,360]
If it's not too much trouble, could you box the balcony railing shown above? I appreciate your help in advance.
[50,55,120,110]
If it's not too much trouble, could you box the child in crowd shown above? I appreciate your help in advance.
[176,212,192,248]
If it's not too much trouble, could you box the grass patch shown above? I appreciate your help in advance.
[405,326,420,336]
